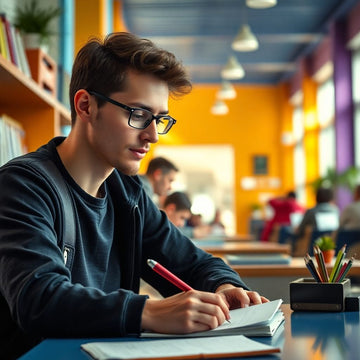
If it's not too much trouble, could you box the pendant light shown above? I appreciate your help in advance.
[246,0,277,9]
[217,81,237,100]
[232,24,259,52]
[221,56,245,80]
[211,100,229,115]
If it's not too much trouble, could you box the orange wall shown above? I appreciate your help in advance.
[145,83,291,234]
[74,6,294,234]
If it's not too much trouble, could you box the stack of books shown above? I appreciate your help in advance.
[0,13,31,77]
[0,114,26,166]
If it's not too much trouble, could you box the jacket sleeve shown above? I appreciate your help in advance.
[138,193,250,297]
[0,164,147,338]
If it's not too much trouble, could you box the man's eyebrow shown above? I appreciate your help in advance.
[132,103,169,115]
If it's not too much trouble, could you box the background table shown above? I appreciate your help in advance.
[19,305,360,360]
[192,240,291,256]
[231,258,360,302]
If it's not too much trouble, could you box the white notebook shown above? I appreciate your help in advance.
[81,334,281,360]
[141,299,284,338]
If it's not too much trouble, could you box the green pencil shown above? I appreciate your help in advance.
[329,245,346,282]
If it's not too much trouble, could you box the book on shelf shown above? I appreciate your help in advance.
[81,334,281,360]
[0,114,26,166]
[13,27,31,77]
[0,13,31,77]
[141,299,284,338]
[0,13,18,66]
[226,253,292,265]
[0,14,10,60]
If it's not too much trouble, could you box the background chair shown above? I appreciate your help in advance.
[293,226,335,257]
[335,229,360,257]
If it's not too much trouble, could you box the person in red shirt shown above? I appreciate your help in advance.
[260,191,305,241]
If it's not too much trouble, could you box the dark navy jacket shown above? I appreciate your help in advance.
[0,137,248,359]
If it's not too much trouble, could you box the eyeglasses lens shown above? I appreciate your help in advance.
[129,110,171,134]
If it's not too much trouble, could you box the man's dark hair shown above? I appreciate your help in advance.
[316,187,334,203]
[146,157,178,175]
[287,191,296,199]
[164,192,192,211]
[69,32,192,123]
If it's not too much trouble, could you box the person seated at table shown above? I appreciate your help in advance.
[260,191,305,242]
[0,32,268,359]
[209,208,226,235]
[339,184,360,229]
[295,187,339,238]
[182,213,213,239]
[162,191,192,228]
[139,156,179,206]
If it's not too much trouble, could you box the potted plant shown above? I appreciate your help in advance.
[250,203,262,219]
[314,236,336,264]
[312,166,360,193]
[14,0,62,52]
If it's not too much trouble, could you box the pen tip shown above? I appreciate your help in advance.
[147,259,156,268]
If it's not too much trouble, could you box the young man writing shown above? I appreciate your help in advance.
[0,32,267,359]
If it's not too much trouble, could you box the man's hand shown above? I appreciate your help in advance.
[215,284,269,309]
[141,290,230,334]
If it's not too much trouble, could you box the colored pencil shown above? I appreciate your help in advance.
[304,254,322,282]
[313,246,329,282]
[329,245,347,282]
[338,257,354,283]
[334,261,348,283]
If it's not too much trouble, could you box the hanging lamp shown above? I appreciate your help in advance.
[221,56,245,80]
[217,81,237,100]
[232,24,259,52]
[211,100,229,115]
[246,0,277,9]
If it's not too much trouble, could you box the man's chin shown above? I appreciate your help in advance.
[116,163,140,176]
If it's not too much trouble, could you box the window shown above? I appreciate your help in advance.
[316,78,335,177]
[292,106,306,203]
[353,48,360,167]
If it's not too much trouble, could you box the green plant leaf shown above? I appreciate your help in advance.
[14,0,62,42]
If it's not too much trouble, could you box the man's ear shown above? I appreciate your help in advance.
[153,169,163,180]
[74,90,93,122]
[164,203,176,214]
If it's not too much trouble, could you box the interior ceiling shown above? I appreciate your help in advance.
[121,0,359,85]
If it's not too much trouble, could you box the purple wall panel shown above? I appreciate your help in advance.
[332,20,354,209]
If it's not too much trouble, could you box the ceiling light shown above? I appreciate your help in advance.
[217,81,237,100]
[221,56,245,80]
[232,25,259,52]
[246,0,277,9]
[211,100,229,115]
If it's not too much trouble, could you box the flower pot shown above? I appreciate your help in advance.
[22,33,48,53]
[322,249,335,264]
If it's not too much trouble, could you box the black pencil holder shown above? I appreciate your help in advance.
[290,278,351,312]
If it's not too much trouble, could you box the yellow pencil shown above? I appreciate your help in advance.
[329,245,346,282]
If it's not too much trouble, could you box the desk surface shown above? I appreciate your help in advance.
[19,305,360,360]
[231,257,360,277]
[193,240,291,255]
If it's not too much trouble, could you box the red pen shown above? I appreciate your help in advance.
[147,259,192,291]
[147,259,231,323]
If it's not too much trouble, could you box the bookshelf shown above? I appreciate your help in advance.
[0,53,70,152]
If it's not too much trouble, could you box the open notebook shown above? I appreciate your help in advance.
[81,335,281,360]
[141,299,284,338]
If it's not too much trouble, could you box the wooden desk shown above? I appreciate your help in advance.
[225,234,255,242]
[231,258,360,277]
[231,258,360,303]
[193,240,291,256]
[19,305,360,360]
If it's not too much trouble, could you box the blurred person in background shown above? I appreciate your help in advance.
[139,156,178,206]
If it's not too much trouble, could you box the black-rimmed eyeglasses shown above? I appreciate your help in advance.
[88,91,176,135]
